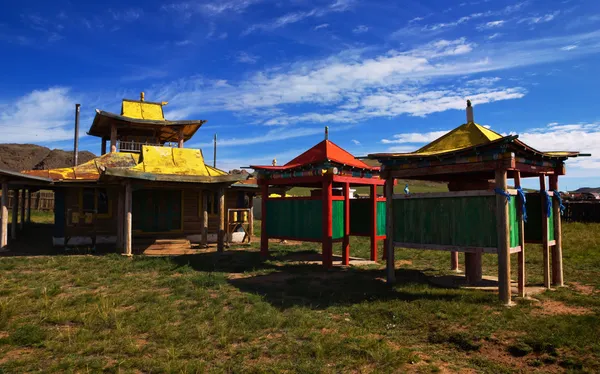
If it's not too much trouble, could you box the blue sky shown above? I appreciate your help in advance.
[1,0,600,189]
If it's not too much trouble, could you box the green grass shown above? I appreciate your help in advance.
[5,209,53,224]
[0,223,599,372]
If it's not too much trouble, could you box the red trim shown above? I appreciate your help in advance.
[377,197,386,202]
[370,184,378,262]
[332,175,385,185]
[322,178,333,268]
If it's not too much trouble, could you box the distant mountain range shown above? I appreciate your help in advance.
[0,144,96,172]
[573,187,600,194]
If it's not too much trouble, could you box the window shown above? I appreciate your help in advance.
[200,191,220,215]
[81,188,110,216]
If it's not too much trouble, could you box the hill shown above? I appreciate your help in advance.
[0,144,96,172]
[574,187,600,193]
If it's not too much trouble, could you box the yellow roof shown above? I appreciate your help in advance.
[121,100,165,121]
[130,146,227,177]
[414,122,502,155]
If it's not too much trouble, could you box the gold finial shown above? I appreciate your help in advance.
[325,126,329,140]
[140,92,145,102]
[272,158,277,166]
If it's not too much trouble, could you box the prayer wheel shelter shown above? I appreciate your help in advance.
[368,101,589,304]
[251,132,386,268]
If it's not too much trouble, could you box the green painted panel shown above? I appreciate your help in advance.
[266,199,322,240]
[331,201,344,240]
[349,200,386,236]
[393,196,498,247]
[133,189,182,232]
[524,193,555,242]
[509,197,520,248]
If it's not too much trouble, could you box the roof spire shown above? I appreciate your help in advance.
[325,126,329,140]
[140,92,145,102]
[466,100,474,123]
[272,158,277,166]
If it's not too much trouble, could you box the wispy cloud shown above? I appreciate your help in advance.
[353,25,369,34]
[109,8,143,22]
[351,139,361,145]
[466,77,501,86]
[236,51,259,64]
[561,45,578,51]
[243,0,354,35]
[487,33,503,40]
[314,23,329,30]
[162,0,261,20]
[518,11,560,25]
[477,20,505,30]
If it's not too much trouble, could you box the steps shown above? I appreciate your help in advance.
[133,238,192,254]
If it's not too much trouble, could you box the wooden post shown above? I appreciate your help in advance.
[19,190,25,230]
[540,175,550,288]
[385,178,396,283]
[450,252,459,271]
[248,194,254,244]
[101,138,107,155]
[322,177,333,268]
[124,182,132,255]
[260,183,269,257]
[201,191,208,248]
[177,128,184,148]
[110,124,117,153]
[26,190,31,224]
[117,187,124,250]
[370,184,378,262]
[495,169,512,305]
[1,182,8,250]
[217,186,225,252]
[549,174,563,287]
[515,172,526,297]
[465,251,482,284]
[342,182,350,266]
[11,189,18,240]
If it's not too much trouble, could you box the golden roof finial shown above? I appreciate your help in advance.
[272,158,277,166]
[140,92,145,102]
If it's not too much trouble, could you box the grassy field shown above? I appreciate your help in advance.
[0,221,599,372]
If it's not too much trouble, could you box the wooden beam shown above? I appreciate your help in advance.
[392,242,521,254]
[117,186,124,250]
[201,191,208,248]
[1,182,8,250]
[496,169,512,305]
[549,175,563,287]
[177,127,184,148]
[101,137,107,155]
[19,190,25,231]
[465,252,482,285]
[26,190,31,224]
[385,178,395,284]
[260,184,268,257]
[110,124,117,153]
[322,177,333,268]
[248,194,254,244]
[386,158,514,179]
[515,172,526,298]
[451,251,459,271]
[342,182,350,266]
[217,186,225,252]
[370,184,378,262]
[540,175,551,288]
[11,189,17,240]
[124,182,132,255]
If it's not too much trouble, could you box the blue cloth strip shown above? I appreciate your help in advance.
[494,188,511,202]
[552,189,566,215]
[516,187,527,223]
[544,190,552,218]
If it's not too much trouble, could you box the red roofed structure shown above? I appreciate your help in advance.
[252,129,386,268]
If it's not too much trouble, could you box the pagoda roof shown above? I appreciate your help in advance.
[251,140,377,171]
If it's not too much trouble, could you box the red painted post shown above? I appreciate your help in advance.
[342,182,350,265]
[260,183,269,257]
[370,184,378,261]
[322,177,333,268]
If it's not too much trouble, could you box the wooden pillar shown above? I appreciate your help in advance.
[540,175,550,288]
[248,193,254,244]
[342,182,351,265]
[19,189,25,230]
[217,186,225,252]
[385,178,396,284]
[101,138,107,155]
[260,183,269,257]
[465,251,482,284]
[177,128,184,148]
[26,190,31,224]
[124,182,132,255]
[117,187,124,250]
[515,172,526,297]
[495,169,512,305]
[322,177,333,268]
[369,184,378,262]
[110,124,117,153]
[450,252,459,271]
[1,182,8,250]
[201,191,208,248]
[11,189,18,240]
[549,175,563,287]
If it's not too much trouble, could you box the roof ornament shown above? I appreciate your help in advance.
[325,126,329,140]
[466,99,474,123]
[272,158,277,166]
[140,92,145,102]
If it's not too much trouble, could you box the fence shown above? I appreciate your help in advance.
[563,201,600,223]
[1,190,55,211]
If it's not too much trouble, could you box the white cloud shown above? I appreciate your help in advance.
[243,0,354,34]
[477,20,505,30]
[314,23,329,30]
[236,51,259,64]
[351,139,361,145]
[162,0,261,18]
[466,77,501,86]
[487,33,503,40]
[175,39,193,46]
[353,25,369,34]
[561,45,578,51]
[518,11,559,25]
[109,8,143,22]
[0,87,79,143]
[382,130,448,144]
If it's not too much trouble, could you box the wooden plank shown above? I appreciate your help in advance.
[370,184,378,262]
[515,172,526,298]
[496,169,512,305]
[1,182,7,250]
[322,178,333,268]
[540,175,550,288]
[549,175,563,286]
[10,189,17,240]
[385,179,395,283]
[392,190,522,200]
[110,124,117,153]
[125,182,132,255]
[386,158,514,179]
[217,187,225,252]
[248,193,254,244]
[342,183,350,265]
[261,184,268,256]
